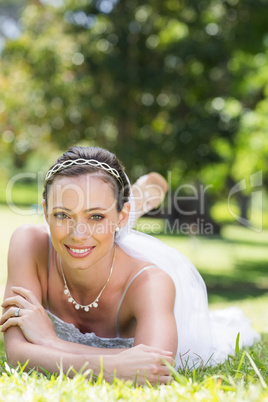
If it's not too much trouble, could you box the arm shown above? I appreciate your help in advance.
[3,326,116,379]
[1,287,124,356]
[2,225,121,354]
[1,225,174,384]
[3,326,173,383]
[123,268,178,358]
[2,294,174,385]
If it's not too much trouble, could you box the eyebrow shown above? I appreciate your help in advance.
[52,207,107,212]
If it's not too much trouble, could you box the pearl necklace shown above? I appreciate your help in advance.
[60,245,116,312]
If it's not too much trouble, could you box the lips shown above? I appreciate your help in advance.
[65,245,95,258]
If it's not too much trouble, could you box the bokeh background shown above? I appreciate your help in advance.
[0,0,268,318]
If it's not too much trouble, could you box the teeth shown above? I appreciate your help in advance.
[69,247,92,254]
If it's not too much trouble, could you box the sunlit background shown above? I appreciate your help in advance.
[0,0,268,303]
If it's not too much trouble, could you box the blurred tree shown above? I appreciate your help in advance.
[1,0,267,226]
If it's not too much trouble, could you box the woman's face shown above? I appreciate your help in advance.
[43,173,129,269]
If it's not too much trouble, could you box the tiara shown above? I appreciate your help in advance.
[44,158,124,190]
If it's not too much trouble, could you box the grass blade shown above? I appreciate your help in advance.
[235,333,240,354]
[245,351,267,389]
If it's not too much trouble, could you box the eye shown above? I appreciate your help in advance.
[90,214,104,221]
[54,212,69,220]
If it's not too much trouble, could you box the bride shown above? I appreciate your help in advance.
[0,146,259,384]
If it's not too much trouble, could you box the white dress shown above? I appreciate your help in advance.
[113,182,260,369]
[115,227,260,369]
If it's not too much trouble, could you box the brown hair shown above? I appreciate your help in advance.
[43,146,130,212]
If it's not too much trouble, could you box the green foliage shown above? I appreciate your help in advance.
[1,0,268,187]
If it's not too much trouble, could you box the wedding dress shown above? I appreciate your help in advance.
[114,187,260,369]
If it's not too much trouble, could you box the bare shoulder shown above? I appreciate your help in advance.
[8,224,49,270]
[6,224,49,299]
[118,247,175,293]
[10,224,48,251]
[124,265,176,319]
[123,255,175,298]
[133,265,175,294]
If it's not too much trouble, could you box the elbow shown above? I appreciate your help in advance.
[6,350,32,371]
[5,346,25,367]
[6,355,17,368]
[6,348,19,367]
[4,338,30,368]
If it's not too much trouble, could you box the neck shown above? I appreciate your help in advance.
[58,244,116,296]
[60,245,116,311]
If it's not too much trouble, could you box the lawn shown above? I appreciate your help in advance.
[0,206,267,401]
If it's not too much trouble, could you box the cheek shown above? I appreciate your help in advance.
[90,220,117,238]
[49,225,68,254]
[49,219,71,238]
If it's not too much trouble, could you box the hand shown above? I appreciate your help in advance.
[115,344,175,385]
[1,286,57,346]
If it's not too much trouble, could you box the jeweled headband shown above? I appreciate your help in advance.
[44,158,124,190]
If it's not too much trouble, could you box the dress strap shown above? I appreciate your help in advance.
[47,234,52,309]
[115,265,156,337]
[48,235,52,271]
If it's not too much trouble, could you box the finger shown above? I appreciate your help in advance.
[150,362,173,377]
[160,365,174,377]
[0,306,24,325]
[159,350,173,356]
[0,316,21,332]
[11,287,40,306]
[0,308,15,324]
[156,375,174,385]
[136,344,173,355]
[161,356,176,367]
[140,371,174,386]
[150,352,174,366]
[1,295,32,310]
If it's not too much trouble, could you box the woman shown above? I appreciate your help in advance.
[1,146,259,384]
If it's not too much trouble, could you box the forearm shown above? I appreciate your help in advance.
[4,329,175,385]
[43,336,127,356]
[4,333,118,381]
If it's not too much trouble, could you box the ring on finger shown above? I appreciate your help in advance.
[14,307,21,317]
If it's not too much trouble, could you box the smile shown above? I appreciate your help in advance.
[69,247,92,254]
[65,245,95,258]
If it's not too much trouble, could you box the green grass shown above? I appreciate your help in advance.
[0,336,267,401]
[0,181,41,207]
[136,219,268,304]
[0,207,267,400]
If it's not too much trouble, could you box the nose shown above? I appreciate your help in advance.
[69,221,90,241]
